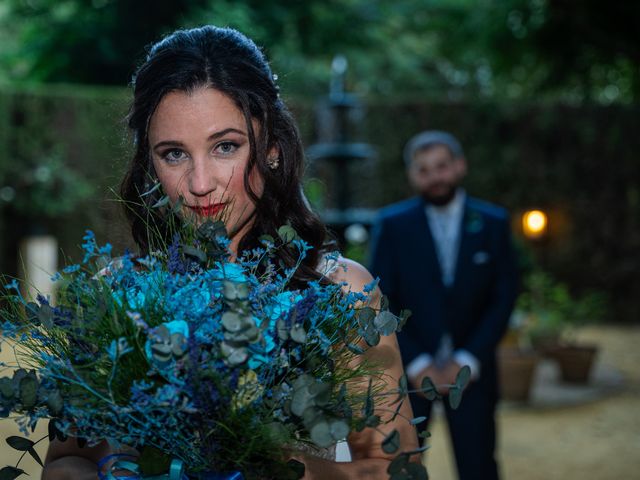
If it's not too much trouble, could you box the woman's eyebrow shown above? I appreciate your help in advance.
[152,128,247,151]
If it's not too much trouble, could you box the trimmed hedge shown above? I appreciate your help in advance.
[0,86,638,322]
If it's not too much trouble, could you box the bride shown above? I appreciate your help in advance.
[43,25,418,479]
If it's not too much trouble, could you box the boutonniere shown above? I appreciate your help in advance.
[465,211,484,233]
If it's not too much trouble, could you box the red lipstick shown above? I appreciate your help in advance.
[187,203,227,217]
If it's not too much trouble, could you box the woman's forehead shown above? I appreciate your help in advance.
[149,88,247,141]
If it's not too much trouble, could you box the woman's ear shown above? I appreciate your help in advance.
[268,145,280,160]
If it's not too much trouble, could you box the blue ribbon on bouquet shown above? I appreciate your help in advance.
[98,454,243,480]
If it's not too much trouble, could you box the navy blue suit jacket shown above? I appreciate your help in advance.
[369,196,518,375]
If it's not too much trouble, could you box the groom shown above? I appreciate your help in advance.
[369,131,518,480]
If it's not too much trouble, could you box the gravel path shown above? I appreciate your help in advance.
[425,325,640,479]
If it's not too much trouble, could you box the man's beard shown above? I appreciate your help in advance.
[421,184,458,207]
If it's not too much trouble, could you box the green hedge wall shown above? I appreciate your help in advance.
[1,86,638,322]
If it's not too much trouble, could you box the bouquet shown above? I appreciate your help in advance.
[0,219,469,480]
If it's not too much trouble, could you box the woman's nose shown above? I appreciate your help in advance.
[188,159,216,197]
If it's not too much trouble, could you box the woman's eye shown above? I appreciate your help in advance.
[163,149,187,164]
[215,141,239,155]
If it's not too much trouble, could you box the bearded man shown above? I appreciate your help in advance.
[370,130,518,480]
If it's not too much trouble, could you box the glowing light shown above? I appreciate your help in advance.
[522,210,547,239]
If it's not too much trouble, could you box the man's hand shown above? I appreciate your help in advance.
[437,361,469,395]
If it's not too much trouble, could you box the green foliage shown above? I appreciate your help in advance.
[516,270,610,345]
[0,0,637,102]
[0,151,92,220]
[0,0,209,85]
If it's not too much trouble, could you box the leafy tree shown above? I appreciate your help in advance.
[0,0,637,102]
[0,0,208,85]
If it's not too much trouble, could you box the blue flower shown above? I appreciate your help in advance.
[215,262,247,282]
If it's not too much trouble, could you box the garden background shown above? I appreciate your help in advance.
[0,0,638,478]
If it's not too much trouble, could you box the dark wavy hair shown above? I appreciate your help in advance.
[121,26,331,286]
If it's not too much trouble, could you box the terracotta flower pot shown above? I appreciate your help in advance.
[549,344,598,383]
[498,347,539,402]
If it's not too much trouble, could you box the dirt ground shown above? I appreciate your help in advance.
[1,325,639,479]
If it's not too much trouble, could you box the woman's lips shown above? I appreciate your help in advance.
[187,203,227,217]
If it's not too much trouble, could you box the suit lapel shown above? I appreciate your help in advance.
[407,201,444,288]
[453,198,485,290]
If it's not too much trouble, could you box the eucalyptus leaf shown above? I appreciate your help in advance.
[387,454,409,474]
[309,421,333,448]
[181,245,207,263]
[420,376,438,401]
[0,378,14,400]
[38,303,54,329]
[45,390,63,415]
[220,342,248,366]
[259,234,275,245]
[290,325,307,344]
[360,322,380,347]
[140,180,162,197]
[448,386,463,410]
[374,310,398,335]
[455,365,471,390]
[27,447,43,467]
[276,319,289,341]
[405,462,428,480]
[277,225,298,243]
[290,388,314,417]
[388,374,407,407]
[356,307,376,327]
[151,195,170,209]
[197,220,227,241]
[0,466,25,480]
[365,415,381,428]
[222,281,249,301]
[403,445,430,456]
[286,459,305,480]
[221,311,244,332]
[48,420,66,442]
[410,416,427,426]
[19,374,38,409]
[381,429,400,454]
[308,382,331,406]
[6,436,34,451]
[389,472,410,480]
[329,419,349,441]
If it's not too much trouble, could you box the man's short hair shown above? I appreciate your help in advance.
[403,130,464,166]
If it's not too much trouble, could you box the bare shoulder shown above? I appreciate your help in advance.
[326,256,376,294]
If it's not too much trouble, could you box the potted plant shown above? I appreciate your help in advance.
[497,311,540,402]
[516,270,608,384]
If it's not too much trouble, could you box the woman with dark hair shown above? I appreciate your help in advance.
[43,26,418,479]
